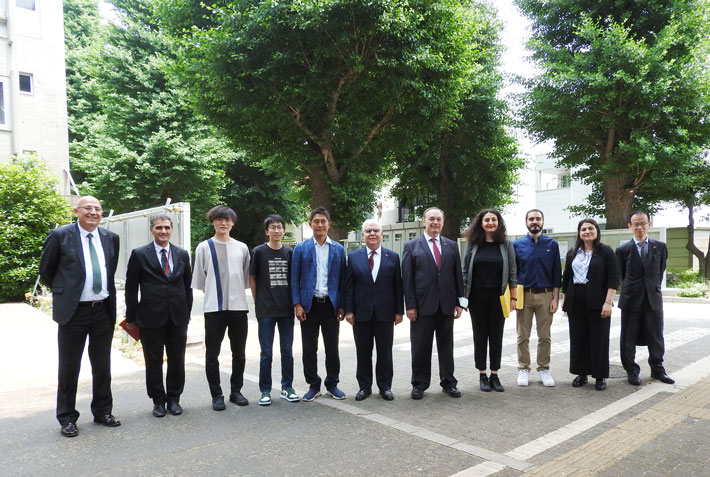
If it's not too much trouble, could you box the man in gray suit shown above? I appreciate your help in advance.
[40,196,121,437]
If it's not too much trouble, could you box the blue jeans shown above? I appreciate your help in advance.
[257,316,295,392]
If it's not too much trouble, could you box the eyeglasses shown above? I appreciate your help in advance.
[364,228,381,234]
[631,222,649,228]
[268,225,284,231]
[77,206,103,213]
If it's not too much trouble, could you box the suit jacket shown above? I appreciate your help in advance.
[39,223,120,325]
[291,237,346,313]
[562,243,620,313]
[344,247,404,322]
[401,234,464,316]
[463,239,517,296]
[124,242,193,328]
[616,238,667,312]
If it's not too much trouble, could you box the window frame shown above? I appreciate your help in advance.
[18,73,33,94]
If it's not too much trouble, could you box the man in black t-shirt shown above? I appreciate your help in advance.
[249,214,300,405]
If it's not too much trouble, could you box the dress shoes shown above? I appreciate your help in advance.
[411,388,424,400]
[595,378,607,391]
[152,402,167,418]
[627,372,641,386]
[61,422,78,438]
[212,395,226,411]
[93,414,121,427]
[380,390,394,401]
[167,401,183,415]
[443,386,461,398]
[355,389,372,401]
[572,375,588,387]
[489,375,504,392]
[651,371,675,384]
[229,392,249,406]
[480,375,491,392]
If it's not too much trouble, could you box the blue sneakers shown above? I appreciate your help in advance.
[325,386,346,400]
[302,388,321,402]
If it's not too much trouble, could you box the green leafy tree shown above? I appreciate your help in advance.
[0,157,72,302]
[517,0,710,228]
[158,0,485,239]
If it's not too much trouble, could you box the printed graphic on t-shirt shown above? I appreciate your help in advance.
[269,258,289,288]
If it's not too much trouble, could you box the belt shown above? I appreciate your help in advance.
[313,296,329,303]
[78,298,109,308]
[525,288,553,294]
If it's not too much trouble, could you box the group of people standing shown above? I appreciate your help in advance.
[39,197,674,439]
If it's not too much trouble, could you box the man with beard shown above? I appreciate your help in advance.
[513,209,561,387]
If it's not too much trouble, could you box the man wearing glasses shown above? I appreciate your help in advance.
[40,196,121,437]
[616,210,674,386]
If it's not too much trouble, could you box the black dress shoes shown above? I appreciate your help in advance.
[61,422,78,437]
[572,375,588,387]
[229,392,249,406]
[480,375,491,392]
[651,371,675,384]
[443,386,462,398]
[627,372,641,386]
[153,402,167,418]
[167,401,183,415]
[411,388,424,400]
[380,390,394,401]
[93,414,121,427]
[595,378,607,391]
[212,395,226,411]
[355,389,372,401]
[489,375,504,392]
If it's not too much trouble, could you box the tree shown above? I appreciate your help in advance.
[517,0,710,228]
[0,157,72,302]
[158,0,486,239]
[393,4,522,238]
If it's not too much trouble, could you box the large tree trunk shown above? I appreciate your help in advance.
[438,137,462,239]
[305,165,345,241]
[685,205,709,280]
[603,175,634,229]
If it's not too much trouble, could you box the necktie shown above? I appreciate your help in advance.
[368,249,375,271]
[161,249,169,276]
[640,240,648,264]
[87,233,102,294]
[431,238,441,269]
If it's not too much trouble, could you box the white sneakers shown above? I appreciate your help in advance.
[539,369,556,387]
[518,369,556,387]
[517,369,529,386]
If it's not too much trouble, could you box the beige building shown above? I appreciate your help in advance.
[1,0,70,195]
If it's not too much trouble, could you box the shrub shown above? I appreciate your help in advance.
[677,283,709,298]
[0,157,72,302]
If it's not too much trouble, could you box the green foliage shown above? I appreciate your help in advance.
[677,283,709,298]
[0,157,72,302]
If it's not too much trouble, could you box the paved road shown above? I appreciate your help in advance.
[1,297,709,476]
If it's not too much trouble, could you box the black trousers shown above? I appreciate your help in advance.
[620,293,666,375]
[569,285,610,378]
[204,310,248,398]
[353,320,395,391]
[470,287,505,371]
[140,319,188,403]
[410,307,456,391]
[300,298,340,390]
[56,300,113,425]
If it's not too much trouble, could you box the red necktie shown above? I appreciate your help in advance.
[431,238,441,269]
[368,250,375,271]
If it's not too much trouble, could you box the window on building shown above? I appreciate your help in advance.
[16,0,35,10]
[397,199,416,223]
[19,73,32,93]
[0,79,7,126]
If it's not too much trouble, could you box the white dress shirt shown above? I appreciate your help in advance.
[77,224,109,301]
[153,242,173,274]
[366,246,382,282]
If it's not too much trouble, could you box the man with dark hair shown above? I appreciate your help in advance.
[291,207,346,401]
[249,214,300,406]
[402,207,465,400]
[124,215,193,417]
[616,210,674,386]
[39,196,121,437]
[513,209,561,387]
[192,205,251,410]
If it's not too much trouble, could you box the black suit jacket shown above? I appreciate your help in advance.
[562,243,620,312]
[39,223,120,325]
[402,235,464,316]
[124,242,193,328]
[616,239,667,312]
[344,247,404,322]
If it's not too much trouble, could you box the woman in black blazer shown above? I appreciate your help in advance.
[463,209,517,393]
[562,219,620,390]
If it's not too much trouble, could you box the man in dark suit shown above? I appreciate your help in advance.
[39,196,121,437]
[344,219,403,401]
[402,207,465,399]
[124,215,193,417]
[616,210,674,386]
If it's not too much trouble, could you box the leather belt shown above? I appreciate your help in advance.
[313,296,329,303]
[78,298,109,308]
[524,288,553,294]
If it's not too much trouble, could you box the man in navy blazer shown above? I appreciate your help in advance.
[344,219,403,401]
[39,196,121,437]
[124,215,193,417]
[616,210,674,386]
[402,207,464,400]
[291,207,347,401]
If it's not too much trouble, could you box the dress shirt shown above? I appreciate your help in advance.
[633,237,648,257]
[314,237,332,298]
[513,234,561,288]
[424,233,441,265]
[77,224,109,301]
[571,248,593,285]
[153,241,173,274]
[366,246,382,282]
